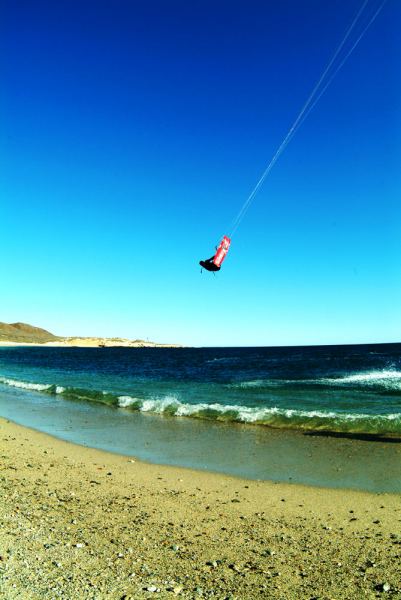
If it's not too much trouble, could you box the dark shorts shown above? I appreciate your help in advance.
[199,260,220,272]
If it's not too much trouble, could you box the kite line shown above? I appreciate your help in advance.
[229,0,387,237]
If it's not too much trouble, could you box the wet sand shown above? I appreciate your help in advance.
[2,386,401,493]
[0,417,400,599]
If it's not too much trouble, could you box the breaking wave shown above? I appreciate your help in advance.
[325,370,401,386]
[205,357,241,364]
[230,369,401,394]
[1,375,400,435]
[0,377,53,392]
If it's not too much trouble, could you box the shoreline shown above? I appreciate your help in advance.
[0,341,184,348]
[1,383,401,492]
[3,413,401,491]
[1,416,401,598]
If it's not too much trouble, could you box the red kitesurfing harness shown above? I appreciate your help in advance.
[199,235,231,272]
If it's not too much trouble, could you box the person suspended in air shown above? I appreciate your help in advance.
[200,256,221,272]
[200,235,231,272]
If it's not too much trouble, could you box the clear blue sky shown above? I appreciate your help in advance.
[1,0,400,346]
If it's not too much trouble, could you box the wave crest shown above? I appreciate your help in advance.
[327,370,401,384]
[230,369,401,393]
[0,377,52,392]
[1,375,400,435]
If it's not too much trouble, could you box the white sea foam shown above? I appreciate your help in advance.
[205,357,240,364]
[139,395,180,412]
[0,377,52,392]
[232,370,401,390]
[117,395,141,408]
[117,393,401,425]
[322,370,401,388]
[337,370,401,382]
[231,380,268,388]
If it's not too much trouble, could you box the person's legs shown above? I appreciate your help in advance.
[199,260,220,272]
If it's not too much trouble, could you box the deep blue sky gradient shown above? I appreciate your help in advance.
[1,0,400,345]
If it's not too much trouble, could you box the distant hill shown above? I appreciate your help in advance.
[0,322,182,347]
[0,322,60,344]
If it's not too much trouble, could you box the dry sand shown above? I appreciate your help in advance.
[0,417,400,599]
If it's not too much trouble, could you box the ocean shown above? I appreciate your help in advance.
[1,343,400,491]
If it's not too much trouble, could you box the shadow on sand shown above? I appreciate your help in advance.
[303,431,401,443]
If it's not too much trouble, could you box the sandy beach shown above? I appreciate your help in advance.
[0,417,400,599]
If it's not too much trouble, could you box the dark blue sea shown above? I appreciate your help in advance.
[1,343,401,491]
